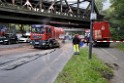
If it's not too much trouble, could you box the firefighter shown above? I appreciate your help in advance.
[72,34,81,55]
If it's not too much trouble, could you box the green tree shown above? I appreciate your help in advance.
[109,0,124,27]
[95,0,107,13]
[104,0,124,40]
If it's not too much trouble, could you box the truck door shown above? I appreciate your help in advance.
[93,22,102,40]
[46,27,52,39]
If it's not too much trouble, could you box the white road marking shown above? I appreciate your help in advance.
[101,48,118,60]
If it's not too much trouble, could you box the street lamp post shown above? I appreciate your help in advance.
[89,0,96,59]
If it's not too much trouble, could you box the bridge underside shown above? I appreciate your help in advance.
[0,18,90,28]
[0,0,103,28]
[0,8,90,28]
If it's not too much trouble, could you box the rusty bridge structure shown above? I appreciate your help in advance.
[0,0,103,28]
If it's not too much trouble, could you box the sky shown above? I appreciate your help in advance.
[67,0,111,10]
[66,0,111,10]
[47,0,111,10]
[103,0,111,10]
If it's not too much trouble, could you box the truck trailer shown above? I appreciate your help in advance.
[84,21,111,47]
[30,25,64,48]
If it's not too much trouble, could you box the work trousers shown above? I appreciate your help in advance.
[73,44,79,53]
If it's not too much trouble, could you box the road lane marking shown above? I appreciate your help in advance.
[101,48,118,60]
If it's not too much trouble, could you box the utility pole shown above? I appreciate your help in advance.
[89,0,96,59]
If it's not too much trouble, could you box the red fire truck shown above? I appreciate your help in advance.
[93,21,111,47]
[30,25,64,48]
[84,21,111,47]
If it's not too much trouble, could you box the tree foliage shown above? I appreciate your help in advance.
[109,0,124,27]
[104,0,124,40]
[110,28,124,40]
[95,0,107,13]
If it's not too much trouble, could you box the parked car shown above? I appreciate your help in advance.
[18,35,30,43]
[0,33,18,44]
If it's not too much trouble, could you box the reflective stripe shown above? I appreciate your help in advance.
[73,44,79,52]
[96,41,124,42]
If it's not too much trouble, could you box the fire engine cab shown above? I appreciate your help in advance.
[30,25,64,48]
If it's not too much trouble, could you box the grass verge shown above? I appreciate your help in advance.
[55,48,113,83]
[116,43,124,50]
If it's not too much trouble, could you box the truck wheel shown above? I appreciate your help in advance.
[56,40,60,47]
[106,43,110,47]
[52,40,59,48]
[49,43,53,48]
[56,43,60,48]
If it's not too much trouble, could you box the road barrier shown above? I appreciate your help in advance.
[96,40,124,42]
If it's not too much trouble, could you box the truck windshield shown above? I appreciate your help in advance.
[31,25,45,33]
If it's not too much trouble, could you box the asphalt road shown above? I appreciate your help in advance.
[0,42,123,83]
[0,43,29,49]
[92,43,124,83]
[0,42,73,83]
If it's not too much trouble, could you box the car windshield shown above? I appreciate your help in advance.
[21,35,29,38]
[4,33,12,37]
[31,25,45,33]
[0,36,6,38]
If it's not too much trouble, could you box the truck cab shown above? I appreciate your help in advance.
[30,25,64,48]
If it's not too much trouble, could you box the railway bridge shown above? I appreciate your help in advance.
[0,0,103,28]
